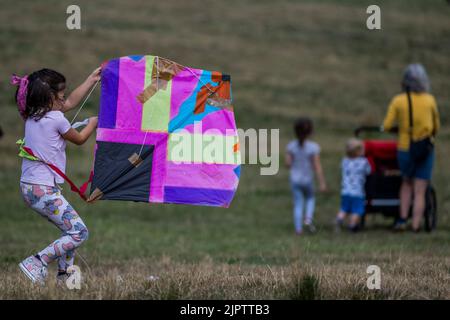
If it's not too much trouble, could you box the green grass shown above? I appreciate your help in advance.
[0,0,449,299]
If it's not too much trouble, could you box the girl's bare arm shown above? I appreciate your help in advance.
[312,154,327,192]
[62,117,98,145]
[62,67,101,113]
[285,152,293,168]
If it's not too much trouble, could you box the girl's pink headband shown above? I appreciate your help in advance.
[10,74,29,119]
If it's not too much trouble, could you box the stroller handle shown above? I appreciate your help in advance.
[354,126,399,138]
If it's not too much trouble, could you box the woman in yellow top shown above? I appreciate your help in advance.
[382,64,440,232]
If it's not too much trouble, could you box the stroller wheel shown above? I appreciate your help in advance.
[424,186,437,232]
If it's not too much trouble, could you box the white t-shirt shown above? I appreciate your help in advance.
[21,111,71,186]
[286,139,320,185]
[341,157,372,197]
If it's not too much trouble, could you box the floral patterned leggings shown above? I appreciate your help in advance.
[20,182,89,271]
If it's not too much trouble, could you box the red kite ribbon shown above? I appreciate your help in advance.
[22,146,93,201]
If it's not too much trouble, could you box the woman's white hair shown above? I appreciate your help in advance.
[402,63,430,93]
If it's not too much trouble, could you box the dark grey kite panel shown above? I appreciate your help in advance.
[90,141,154,202]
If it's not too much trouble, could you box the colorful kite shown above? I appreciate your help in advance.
[87,55,241,207]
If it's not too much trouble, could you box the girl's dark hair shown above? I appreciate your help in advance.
[294,117,313,145]
[16,68,66,120]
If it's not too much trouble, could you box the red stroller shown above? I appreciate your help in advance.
[355,126,437,231]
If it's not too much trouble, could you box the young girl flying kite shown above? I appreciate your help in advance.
[11,67,100,284]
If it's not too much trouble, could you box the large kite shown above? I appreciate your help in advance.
[87,55,241,207]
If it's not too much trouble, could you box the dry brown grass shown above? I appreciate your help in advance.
[1,256,448,300]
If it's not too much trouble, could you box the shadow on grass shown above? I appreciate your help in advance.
[288,274,320,300]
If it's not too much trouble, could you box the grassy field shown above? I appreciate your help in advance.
[0,0,449,299]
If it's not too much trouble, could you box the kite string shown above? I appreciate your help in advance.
[76,250,93,277]
[34,79,100,187]
[46,79,100,165]
[70,79,100,125]
[185,66,215,94]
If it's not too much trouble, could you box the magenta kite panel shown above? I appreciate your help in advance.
[89,55,241,207]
